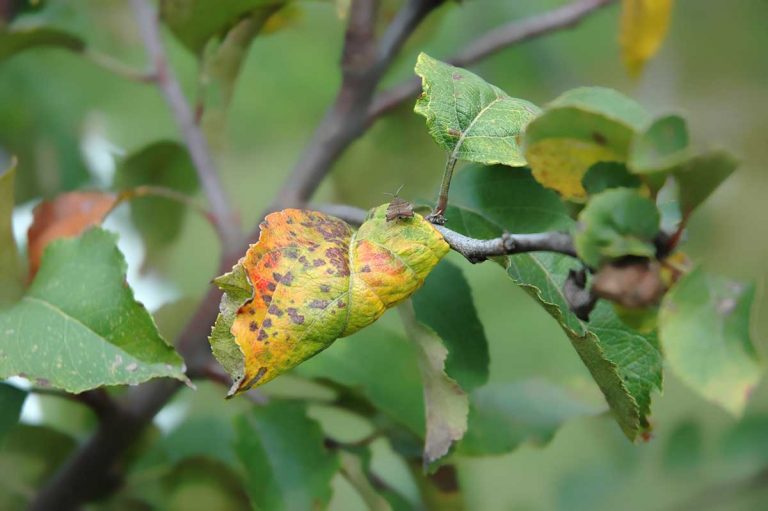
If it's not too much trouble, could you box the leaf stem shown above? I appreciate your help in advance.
[429,154,458,223]
[83,49,156,83]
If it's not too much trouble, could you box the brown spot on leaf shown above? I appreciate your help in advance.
[309,299,329,309]
[592,131,607,146]
[249,321,259,332]
[286,307,305,324]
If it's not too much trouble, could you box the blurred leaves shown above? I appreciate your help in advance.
[211,206,448,394]
[27,190,116,278]
[412,259,489,392]
[0,159,22,307]
[414,53,540,167]
[582,162,642,195]
[115,141,198,254]
[459,380,603,456]
[0,383,25,442]
[659,267,761,415]
[160,457,250,511]
[0,26,83,62]
[674,151,738,218]
[234,401,339,511]
[0,228,186,392]
[620,0,675,77]
[523,87,650,199]
[628,115,690,174]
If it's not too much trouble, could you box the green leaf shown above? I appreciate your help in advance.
[160,457,250,511]
[0,159,22,307]
[414,53,540,167]
[338,447,411,511]
[444,164,662,439]
[659,267,761,415]
[115,141,199,251]
[662,420,702,474]
[523,87,650,199]
[459,380,604,455]
[234,401,339,511]
[299,323,425,436]
[160,0,288,54]
[0,27,84,62]
[412,259,489,391]
[582,162,642,195]
[573,188,660,267]
[674,150,738,217]
[0,228,186,392]
[628,114,690,174]
[0,383,26,443]
[399,302,468,467]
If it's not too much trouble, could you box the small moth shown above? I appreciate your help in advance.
[385,185,414,222]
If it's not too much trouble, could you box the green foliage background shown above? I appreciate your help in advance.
[2,0,767,509]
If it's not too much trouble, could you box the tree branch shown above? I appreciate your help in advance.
[130,0,241,248]
[368,0,617,119]
[433,225,576,262]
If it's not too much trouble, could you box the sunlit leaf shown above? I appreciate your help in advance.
[573,188,660,267]
[0,159,22,307]
[27,191,116,278]
[210,205,449,395]
[414,53,540,167]
[620,0,675,77]
[444,164,662,439]
[412,259,489,391]
[0,27,84,62]
[524,87,650,199]
[234,401,338,511]
[0,228,186,392]
[659,267,761,415]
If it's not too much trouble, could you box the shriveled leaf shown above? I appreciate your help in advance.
[0,383,26,442]
[0,159,22,307]
[574,188,660,267]
[0,228,186,392]
[620,0,675,77]
[211,205,448,394]
[459,380,604,456]
[0,27,84,62]
[628,114,689,174]
[160,0,289,54]
[27,191,116,278]
[524,87,650,199]
[299,323,425,436]
[115,141,198,251]
[412,259,489,391]
[444,164,662,439]
[582,162,642,195]
[234,401,339,511]
[659,267,761,415]
[399,302,468,467]
[674,150,738,217]
[414,53,540,167]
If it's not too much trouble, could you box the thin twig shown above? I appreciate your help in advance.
[369,0,617,119]
[84,49,157,83]
[129,0,241,248]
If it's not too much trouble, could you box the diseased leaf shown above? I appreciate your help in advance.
[0,383,26,442]
[412,259,489,391]
[459,380,604,456]
[0,159,22,307]
[573,188,660,267]
[582,162,642,195]
[523,87,650,199]
[115,141,198,251]
[659,267,761,415]
[27,191,117,278]
[399,302,468,467]
[160,0,289,54]
[628,114,689,174]
[210,205,449,395]
[0,228,186,392]
[444,164,662,439]
[414,53,540,167]
[234,401,339,511]
[0,27,84,62]
[674,150,738,217]
[620,0,675,77]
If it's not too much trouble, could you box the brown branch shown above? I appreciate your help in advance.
[368,0,617,119]
[129,0,241,248]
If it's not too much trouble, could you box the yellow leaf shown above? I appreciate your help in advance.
[211,205,449,394]
[620,0,675,77]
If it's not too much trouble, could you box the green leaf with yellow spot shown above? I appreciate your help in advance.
[210,205,449,395]
[523,87,650,200]
[414,53,540,167]
[659,267,761,415]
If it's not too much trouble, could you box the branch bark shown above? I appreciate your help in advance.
[368,0,617,119]
[130,0,241,248]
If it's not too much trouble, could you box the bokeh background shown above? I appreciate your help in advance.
[2,0,767,509]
